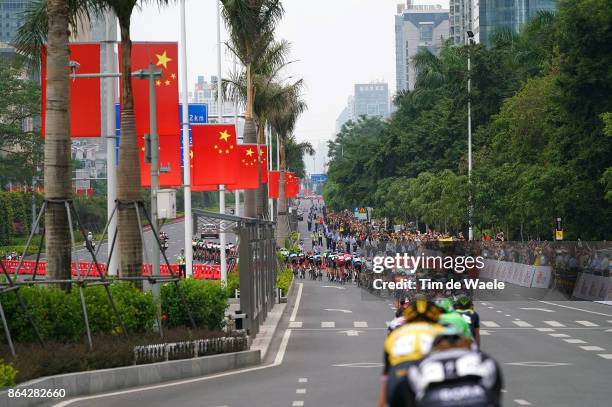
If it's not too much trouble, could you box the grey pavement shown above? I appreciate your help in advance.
[51,199,612,407]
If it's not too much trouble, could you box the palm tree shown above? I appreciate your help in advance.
[267,87,307,247]
[105,0,172,282]
[221,0,284,218]
[17,0,175,284]
[225,39,295,218]
[16,0,103,288]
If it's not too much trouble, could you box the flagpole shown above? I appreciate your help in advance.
[180,0,193,277]
[267,126,273,221]
[217,0,227,285]
[104,11,118,275]
[233,55,240,218]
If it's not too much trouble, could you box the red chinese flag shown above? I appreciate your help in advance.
[192,184,218,192]
[137,134,182,187]
[286,172,299,198]
[227,144,260,191]
[259,145,269,183]
[41,43,101,137]
[268,171,280,198]
[191,124,238,186]
[119,42,180,136]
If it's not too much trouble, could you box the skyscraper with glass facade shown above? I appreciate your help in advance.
[449,0,557,47]
[0,0,31,42]
[395,1,449,92]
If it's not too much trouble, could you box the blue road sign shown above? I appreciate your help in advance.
[311,174,328,184]
[114,103,208,165]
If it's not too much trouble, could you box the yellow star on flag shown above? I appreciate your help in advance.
[171,73,176,79]
[219,130,231,142]
[155,51,172,69]
[155,80,161,86]
[245,148,254,157]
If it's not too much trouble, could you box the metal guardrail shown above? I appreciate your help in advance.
[192,209,278,337]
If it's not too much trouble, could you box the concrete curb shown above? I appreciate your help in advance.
[250,278,296,361]
[0,350,260,407]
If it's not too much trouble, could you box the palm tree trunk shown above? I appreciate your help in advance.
[44,0,72,290]
[243,63,257,218]
[276,139,288,247]
[116,21,143,285]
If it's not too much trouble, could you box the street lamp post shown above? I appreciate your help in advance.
[467,30,474,241]
[133,65,163,279]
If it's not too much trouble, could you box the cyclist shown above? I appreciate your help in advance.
[455,294,481,347]
[401,315,503,407]
[379,295,444,407]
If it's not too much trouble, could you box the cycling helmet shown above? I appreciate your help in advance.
[455,294,472,309]
[438,312,473,340]
[402,294,443,323]
[436,298,455,314]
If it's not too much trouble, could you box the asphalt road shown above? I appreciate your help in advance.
[53,199,612,407]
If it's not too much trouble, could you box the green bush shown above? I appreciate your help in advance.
[161,279,228,331]
[0,359,17,387]
[226,271,240,297]
[110,282,157,334]
[276,267,293,295]
[0,282,158,344]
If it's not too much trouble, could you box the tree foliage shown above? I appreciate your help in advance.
[324,0,611,240]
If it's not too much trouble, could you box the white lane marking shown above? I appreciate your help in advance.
[536,328,555,332]
[544,320,565,327]
[563,339,586,344]
[549,333,570,338]
[575,320,599,327]
[274,328,293,365]
[506,361,571,367]
[535,300,612,317]
[339,330,363,336]
[296,389,306,394]
[354,321,368,328]
[496,310,502,313]
[487,306,494,309]
[333,362,383,368]
[514,399,532,405]
[505,314,511,317]
[298,378,308,383]
[597,354,612,359]
[513,321,533,327]
[290,283,304,322]
[501,389,507,393]
[54,329,294,407]
[520,307,555,313]
[482,321,500,327]
[580,346,605,351]
[480,330,490,335]
[321,285,345,290]
[321,321,335,328]
[324,308,352,313]
[292,401,304,406]
[289,321,303,328]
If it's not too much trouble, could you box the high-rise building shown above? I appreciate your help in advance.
[335,96,355,133]
[395,1,449,92]
[450,0,557,47]
[0,0,35,58]
[353,82,390,119]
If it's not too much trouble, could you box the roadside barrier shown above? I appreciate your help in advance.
[1,260,223,280]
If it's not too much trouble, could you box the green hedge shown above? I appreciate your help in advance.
[0,280,227,344]
[276,267,293,295]
[0,359,17,387]
[161,279,228,331]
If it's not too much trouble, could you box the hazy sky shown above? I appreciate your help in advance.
[132,0,448,147]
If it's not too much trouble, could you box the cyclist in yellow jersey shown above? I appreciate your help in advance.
[379,295,444,407]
